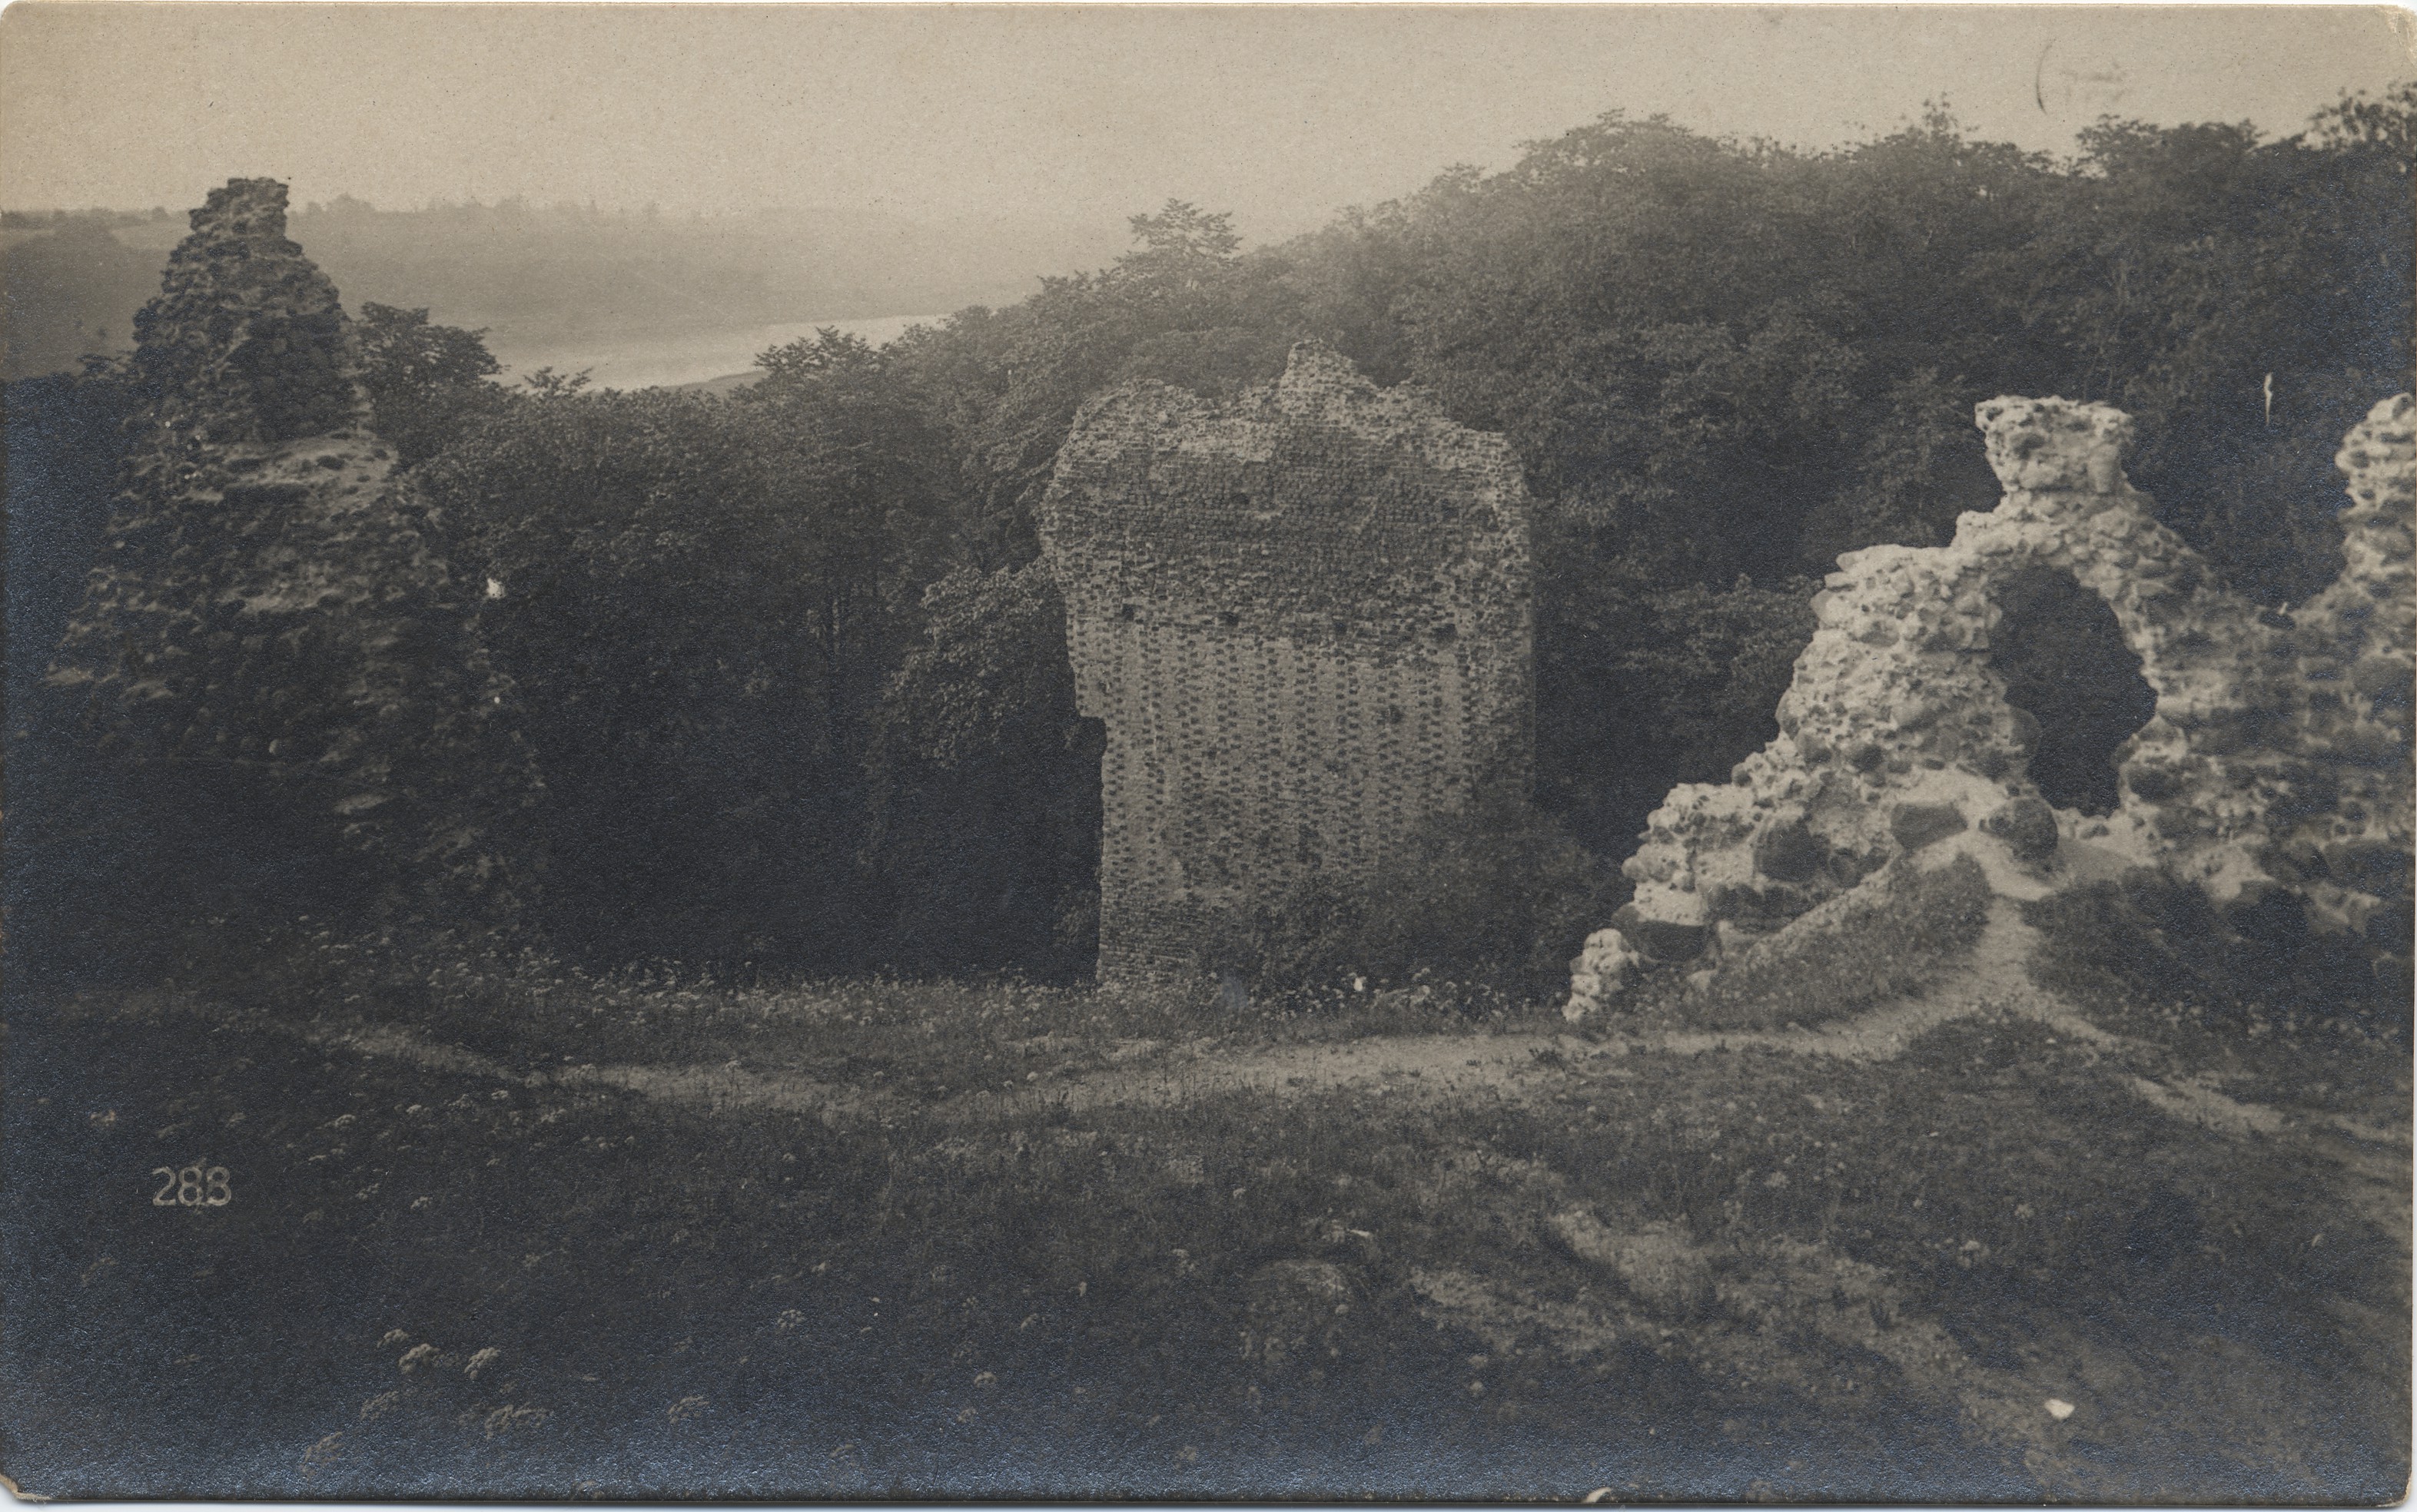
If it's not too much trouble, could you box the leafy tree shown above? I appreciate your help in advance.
[2305,80,2417,158]
[884,201,1303,569]
[1537,567,1818,855]
[354,303,501,390]
[354,303,506,463]
[376,84,2414,985]
[1109,200,1245,307]
[1799,367,2004,569]
[417,379,901,966]
[2002,108,2414,602]
[864,563,1102,976]
[395,318,972,968]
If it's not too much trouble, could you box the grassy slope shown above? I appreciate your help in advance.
[4,910,2406,1501]
[1679,852,1997,1032]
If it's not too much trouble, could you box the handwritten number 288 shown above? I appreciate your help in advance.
[151,1164,232,1207]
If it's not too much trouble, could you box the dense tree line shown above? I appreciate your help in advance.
[13,91,2411,988]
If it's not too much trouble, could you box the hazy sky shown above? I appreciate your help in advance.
[3,5,2409,240]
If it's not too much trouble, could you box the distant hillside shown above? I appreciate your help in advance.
[2,198,1128,381]
[2,217,168,376]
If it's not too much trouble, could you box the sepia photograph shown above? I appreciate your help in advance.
[2,2,2411,1500]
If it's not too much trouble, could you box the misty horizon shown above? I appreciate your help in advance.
[7,5,2408,387]
[4,5,2407,247]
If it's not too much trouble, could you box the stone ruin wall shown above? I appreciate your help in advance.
[1039,343,1533,983]
[1572,392,2415,1012]
[125,177,364,450]
[46,177,530,894]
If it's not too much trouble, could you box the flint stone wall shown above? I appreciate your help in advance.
[1574,393,2415,1013]
[1039,342,1533,983]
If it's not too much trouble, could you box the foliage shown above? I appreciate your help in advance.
[1676,852,1996,1031]
[1330,101,2410,603]
[353,302,506,463]
[2004,110,2413,602]
[873,207,1283,570]
[1537,565,1818,854]
[1798,366,2005,568]
[1358,798,1624,996]
[33,86,2414,986]
[413,344,952,967]
[2023,870,2413,1036]
[862,562,1104,978]
[1206,797,1622,1003]
[34,308,533,964]
[2306,79,2417,157]
[320,91,2417,976]
[5,366,151,979]
[1114,200,1246,295]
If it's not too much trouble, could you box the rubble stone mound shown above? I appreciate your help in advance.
[1039,342,1533,983]
[1571,393,2414,1016]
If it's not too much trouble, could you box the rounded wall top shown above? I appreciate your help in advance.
[2336,393,2415,519]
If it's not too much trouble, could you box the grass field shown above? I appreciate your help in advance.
[5,889,2407,1500]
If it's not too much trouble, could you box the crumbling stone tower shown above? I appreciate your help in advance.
[46,178,533,910]
[1039,343,1533,983]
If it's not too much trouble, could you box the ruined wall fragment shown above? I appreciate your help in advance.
[46,178,533,904]
[2276,395,2417,937]
[1573,393,2415,1013]
[1038,342,1533,982]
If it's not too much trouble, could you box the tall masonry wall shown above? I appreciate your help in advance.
[1038,342,1534,983]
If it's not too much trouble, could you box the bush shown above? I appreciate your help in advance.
[1682,852,1995,1031]
[353,303,508,465]
[1204,797,1622,1004]
[1536,565,1817,855]
[2023,870,2412,1035]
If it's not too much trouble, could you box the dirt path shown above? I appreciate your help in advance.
[269,824,2402,1212]
[310,932,2052,1113]
[308,1017,1567,1125]
[284,952,2409,1301]
[299,908,2366,1171]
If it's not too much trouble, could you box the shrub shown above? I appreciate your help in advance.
[2023,869,2412,1035]
[1204,797,1622,1004]
[1684,851,1994,1031]
[1536,564,1817,855]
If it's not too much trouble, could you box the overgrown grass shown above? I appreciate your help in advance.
[2022,869,2412,1109]
[2026,870,2413,1035]
[1204,796,1622,1003]
[16,957,2403,1500]
[1672,852,1995,1032]
[195,921,1562,1101]
[15,870,2405,1500]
